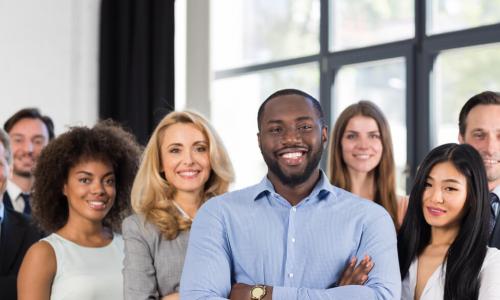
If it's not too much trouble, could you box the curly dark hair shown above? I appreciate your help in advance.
[32,120,141,233]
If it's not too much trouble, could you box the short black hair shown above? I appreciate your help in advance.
[4,108,55,140]
[257,89,325,130]
[458,91,500,136]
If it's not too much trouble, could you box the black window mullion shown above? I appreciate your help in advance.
[411,0,430,187]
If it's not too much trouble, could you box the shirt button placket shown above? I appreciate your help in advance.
[284,205,297,286]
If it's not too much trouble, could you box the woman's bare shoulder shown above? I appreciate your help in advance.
[396,195,409,227]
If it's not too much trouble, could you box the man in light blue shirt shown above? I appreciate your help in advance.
[180,89,401,299]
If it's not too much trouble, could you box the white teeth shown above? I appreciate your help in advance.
[179,171,198,177]
[282,152,303,159]
[484,159,499,164]
[354,154,370,159]
[89,201,106,209]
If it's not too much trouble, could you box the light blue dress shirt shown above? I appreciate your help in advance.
[180,171,401,299]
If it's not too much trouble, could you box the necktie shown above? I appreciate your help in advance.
[21,193,31,214]
[489,193,499,233]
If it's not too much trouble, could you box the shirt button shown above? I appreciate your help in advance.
[291,238,296,243]
[292,207,297,212]
[289,273,294,278]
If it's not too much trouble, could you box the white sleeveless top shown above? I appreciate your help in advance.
[43,233,124,300]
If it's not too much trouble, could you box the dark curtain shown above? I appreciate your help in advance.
[99,0,175,144]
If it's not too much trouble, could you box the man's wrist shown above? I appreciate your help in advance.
[263,286,272,299]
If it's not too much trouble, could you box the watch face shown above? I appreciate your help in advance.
[251,286,265,298]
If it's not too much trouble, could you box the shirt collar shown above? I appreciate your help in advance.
[252,170,332,203]
[6,179,23,200]
[172,201,193,221]
[492,185,500,199]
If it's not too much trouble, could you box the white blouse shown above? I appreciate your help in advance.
[402,247,500,300]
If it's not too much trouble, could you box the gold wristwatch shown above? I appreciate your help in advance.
[250,285,267,300]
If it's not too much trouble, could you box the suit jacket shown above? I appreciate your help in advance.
[490,212,500,249]
[0,207,43,300]
[2,192,14,211]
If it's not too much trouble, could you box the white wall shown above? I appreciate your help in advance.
[0,0,100,135]
[175,0,211,117]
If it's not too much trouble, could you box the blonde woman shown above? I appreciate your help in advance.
[122,111,234,300]
[328,101,407,229]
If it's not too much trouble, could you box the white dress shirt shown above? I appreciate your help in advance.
[402,247,500,299]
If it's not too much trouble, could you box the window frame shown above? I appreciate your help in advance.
[211,0,500,191]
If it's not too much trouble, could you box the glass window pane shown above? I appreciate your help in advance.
[432,43,500,146]
[211,63,319,189]
[428,0,500,34]
[211,0,320,71]
[333,58,407,193]
[330,0,414,51]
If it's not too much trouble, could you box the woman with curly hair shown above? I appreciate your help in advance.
[328,100,407,229]
[17,121,141,300]
[122,110,234,300]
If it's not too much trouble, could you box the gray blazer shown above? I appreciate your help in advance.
[122,214,189,300]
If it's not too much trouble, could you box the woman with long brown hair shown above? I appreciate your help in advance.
[328,100,407,228]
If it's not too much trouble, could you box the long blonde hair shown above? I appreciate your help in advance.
[327,101,399,227]
[131,110,234,239]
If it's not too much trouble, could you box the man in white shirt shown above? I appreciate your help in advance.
[3,108,54,214]
[458,91,500,248]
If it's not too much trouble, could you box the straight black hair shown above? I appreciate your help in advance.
[398,143,489,300]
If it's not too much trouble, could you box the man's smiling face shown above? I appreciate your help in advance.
[258,94,327,186]
[459,104,500,190]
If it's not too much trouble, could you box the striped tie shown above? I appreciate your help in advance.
[490,193,499,233]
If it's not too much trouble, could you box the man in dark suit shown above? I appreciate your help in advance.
[3,108,54,215]
[0,128,42,300]
[458,91,500,248]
